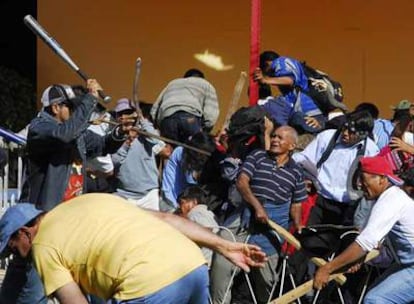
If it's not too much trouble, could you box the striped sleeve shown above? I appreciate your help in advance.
[293,168,308,203]
[240,150,262,179]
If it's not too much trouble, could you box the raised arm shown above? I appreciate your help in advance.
[253,68,294,87]
[149,210,267,272]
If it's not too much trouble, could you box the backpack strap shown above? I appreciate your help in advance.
[316,131,367,169]
[316,129,342,169]
[356,138,368,158]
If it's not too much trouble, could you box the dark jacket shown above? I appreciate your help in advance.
[21,94,125,211]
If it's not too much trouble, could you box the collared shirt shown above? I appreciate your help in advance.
[356,186,414,265]
[373,118,394,150]
[240,149,307,204]
[293,129,379,203]
[161,147,197,208]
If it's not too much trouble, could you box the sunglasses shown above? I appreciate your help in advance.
[342,122,357,134]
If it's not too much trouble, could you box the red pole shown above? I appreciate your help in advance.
[249,0,261,106]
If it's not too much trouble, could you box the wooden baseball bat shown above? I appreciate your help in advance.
[23,15,111,103]
[267,220,347,285]
[271,249,380,304]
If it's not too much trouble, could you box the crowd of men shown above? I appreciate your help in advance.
[0,50,414,304]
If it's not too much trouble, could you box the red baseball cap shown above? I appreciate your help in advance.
[360,156,404,186]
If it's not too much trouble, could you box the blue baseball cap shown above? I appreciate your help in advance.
[0,203,43,257]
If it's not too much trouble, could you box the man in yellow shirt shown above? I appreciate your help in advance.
[0,193,266,304]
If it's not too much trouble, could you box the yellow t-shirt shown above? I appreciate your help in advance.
[32,193,206,300]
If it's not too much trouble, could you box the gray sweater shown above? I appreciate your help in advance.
[112,119,162,199]
[151,76,219,128]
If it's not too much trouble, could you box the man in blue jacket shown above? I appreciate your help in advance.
[254,51,324,133]
[21,79,126,212]
[3,80,128,304]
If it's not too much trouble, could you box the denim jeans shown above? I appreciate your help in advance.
[289,112,325,134]
[160,111,202,143]
[110,265,209,304]
[242,201,290,255]
[364,264,414,303]
[0,256,47,304]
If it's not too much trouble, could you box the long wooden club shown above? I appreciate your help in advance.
[90,118,212,156]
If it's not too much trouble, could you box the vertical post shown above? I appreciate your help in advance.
[17,153,23,199]
[249,0,261,106]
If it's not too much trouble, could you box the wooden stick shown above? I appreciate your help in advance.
[267,220,347,285]
[132,57,143,118]
[270,249,380,304]
[89,118,212,156]
[270,274,341,304]
[220,71,247,134]
[135,129,211,156]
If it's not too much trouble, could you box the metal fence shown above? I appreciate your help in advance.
[0,147,24,210]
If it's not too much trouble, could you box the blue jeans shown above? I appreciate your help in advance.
[260,96,292,126]
[242,201,290,255]
[160,111,202,143]
[289,112,325,134]
[0,256,47,304]
[364,264,414,303]
[110,265,209,304]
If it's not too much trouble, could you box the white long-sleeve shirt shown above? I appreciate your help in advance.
[356,186,414,265]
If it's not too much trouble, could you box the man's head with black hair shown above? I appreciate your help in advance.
[184,69,205,79]
[341,110,374,146]
[183,132,215,173]
[260,50,280,74]
[178,185,207,217]
[355,102,379,119]
[392,109,410,123]
[178,185,207,205]
[391,111,413,139]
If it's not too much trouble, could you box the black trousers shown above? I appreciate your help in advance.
[307,195,356,227]
[288,195,358,303]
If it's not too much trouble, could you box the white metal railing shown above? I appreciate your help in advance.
[0,146,24,210]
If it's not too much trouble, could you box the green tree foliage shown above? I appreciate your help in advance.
[0,66,36,132]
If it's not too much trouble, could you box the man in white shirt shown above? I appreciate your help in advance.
[314,155,414,303]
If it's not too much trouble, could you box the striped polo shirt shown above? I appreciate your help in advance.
[240,149,307,204]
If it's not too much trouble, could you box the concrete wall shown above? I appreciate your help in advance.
[38,0,414,126]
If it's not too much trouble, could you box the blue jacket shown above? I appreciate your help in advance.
[22,94,125,211]
[271,56,321,116]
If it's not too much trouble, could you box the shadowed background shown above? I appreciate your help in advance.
[35,0,414,128]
